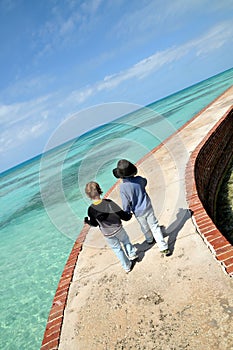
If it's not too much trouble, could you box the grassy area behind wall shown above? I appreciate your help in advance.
[216,158,233,244]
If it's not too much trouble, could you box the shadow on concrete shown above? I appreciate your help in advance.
[134,240,156,262]
[163,208,192,254]
[132,208,192,262]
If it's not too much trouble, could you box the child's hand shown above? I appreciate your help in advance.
[84,217,90,225]
[121,211,132,221]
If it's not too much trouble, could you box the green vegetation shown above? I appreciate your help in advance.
[216,158,233,244]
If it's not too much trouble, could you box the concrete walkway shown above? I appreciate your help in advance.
[58,88,233,350]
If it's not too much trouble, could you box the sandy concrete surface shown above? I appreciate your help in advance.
[59,88,233,350]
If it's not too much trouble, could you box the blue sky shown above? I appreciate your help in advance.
[0,0,233,173]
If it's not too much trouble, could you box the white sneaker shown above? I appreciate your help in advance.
[146,238,155,244]
[160,249,171,256]
[129,254,138,260]
[125,261,132,273]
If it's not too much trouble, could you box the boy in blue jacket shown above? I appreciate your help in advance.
[113,159,170,256]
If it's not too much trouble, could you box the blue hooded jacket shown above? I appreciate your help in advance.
[120,176,152,216]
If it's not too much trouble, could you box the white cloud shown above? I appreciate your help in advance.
[60,17,75,36]
[67,19,233,105]
[35,0,104,57]
[0,104,21,125]
[63,46,184,104]
[0,130,14,153]
[17,121,48,141]
[110,1,204,39]
[2,75,55,100]
[0,94,52,128]
[192,21,233,56]
[2,18,232,138]
[1,16,232,160]
[98,47,185,87]
[68,87,94,104]
[80,0,103,14]
[0,119,49,154]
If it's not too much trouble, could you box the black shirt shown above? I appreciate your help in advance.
[86,199,132,237]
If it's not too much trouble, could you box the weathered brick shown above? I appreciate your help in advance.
[198,222,216,232]
[45,316,63,331]
[225,264,233,275]
[45,322,62,338]
[209,237,229,250]
[222,256,233,267]
[216,248,233,260]
[200,226,216,235]
[48,307,64,322]
[215,244,232,255]
[61,265,75,277]
[53,288,68,300]
[206,233,222,242]
[42,330,60,346]
[41,338,59,350]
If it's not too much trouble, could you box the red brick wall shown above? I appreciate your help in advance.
[40,225,90,350]
[186,106,233,277]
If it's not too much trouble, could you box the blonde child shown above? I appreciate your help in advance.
[84,182,138,273]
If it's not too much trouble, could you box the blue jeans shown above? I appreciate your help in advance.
[136,206,168,251]
[105,227,137,271]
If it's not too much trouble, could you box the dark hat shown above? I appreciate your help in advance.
[113,159,137,178]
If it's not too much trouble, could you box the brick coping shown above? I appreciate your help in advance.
[40,86,233,350]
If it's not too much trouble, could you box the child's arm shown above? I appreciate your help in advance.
[120,190,132,213]
[84,207,99,226]
[84,216,98,226]
[118,210,132,221]
[110,200,132,221]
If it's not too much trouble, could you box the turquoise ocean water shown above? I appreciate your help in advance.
[1,67,233,349]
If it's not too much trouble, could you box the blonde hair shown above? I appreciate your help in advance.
[85,182,103,199]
